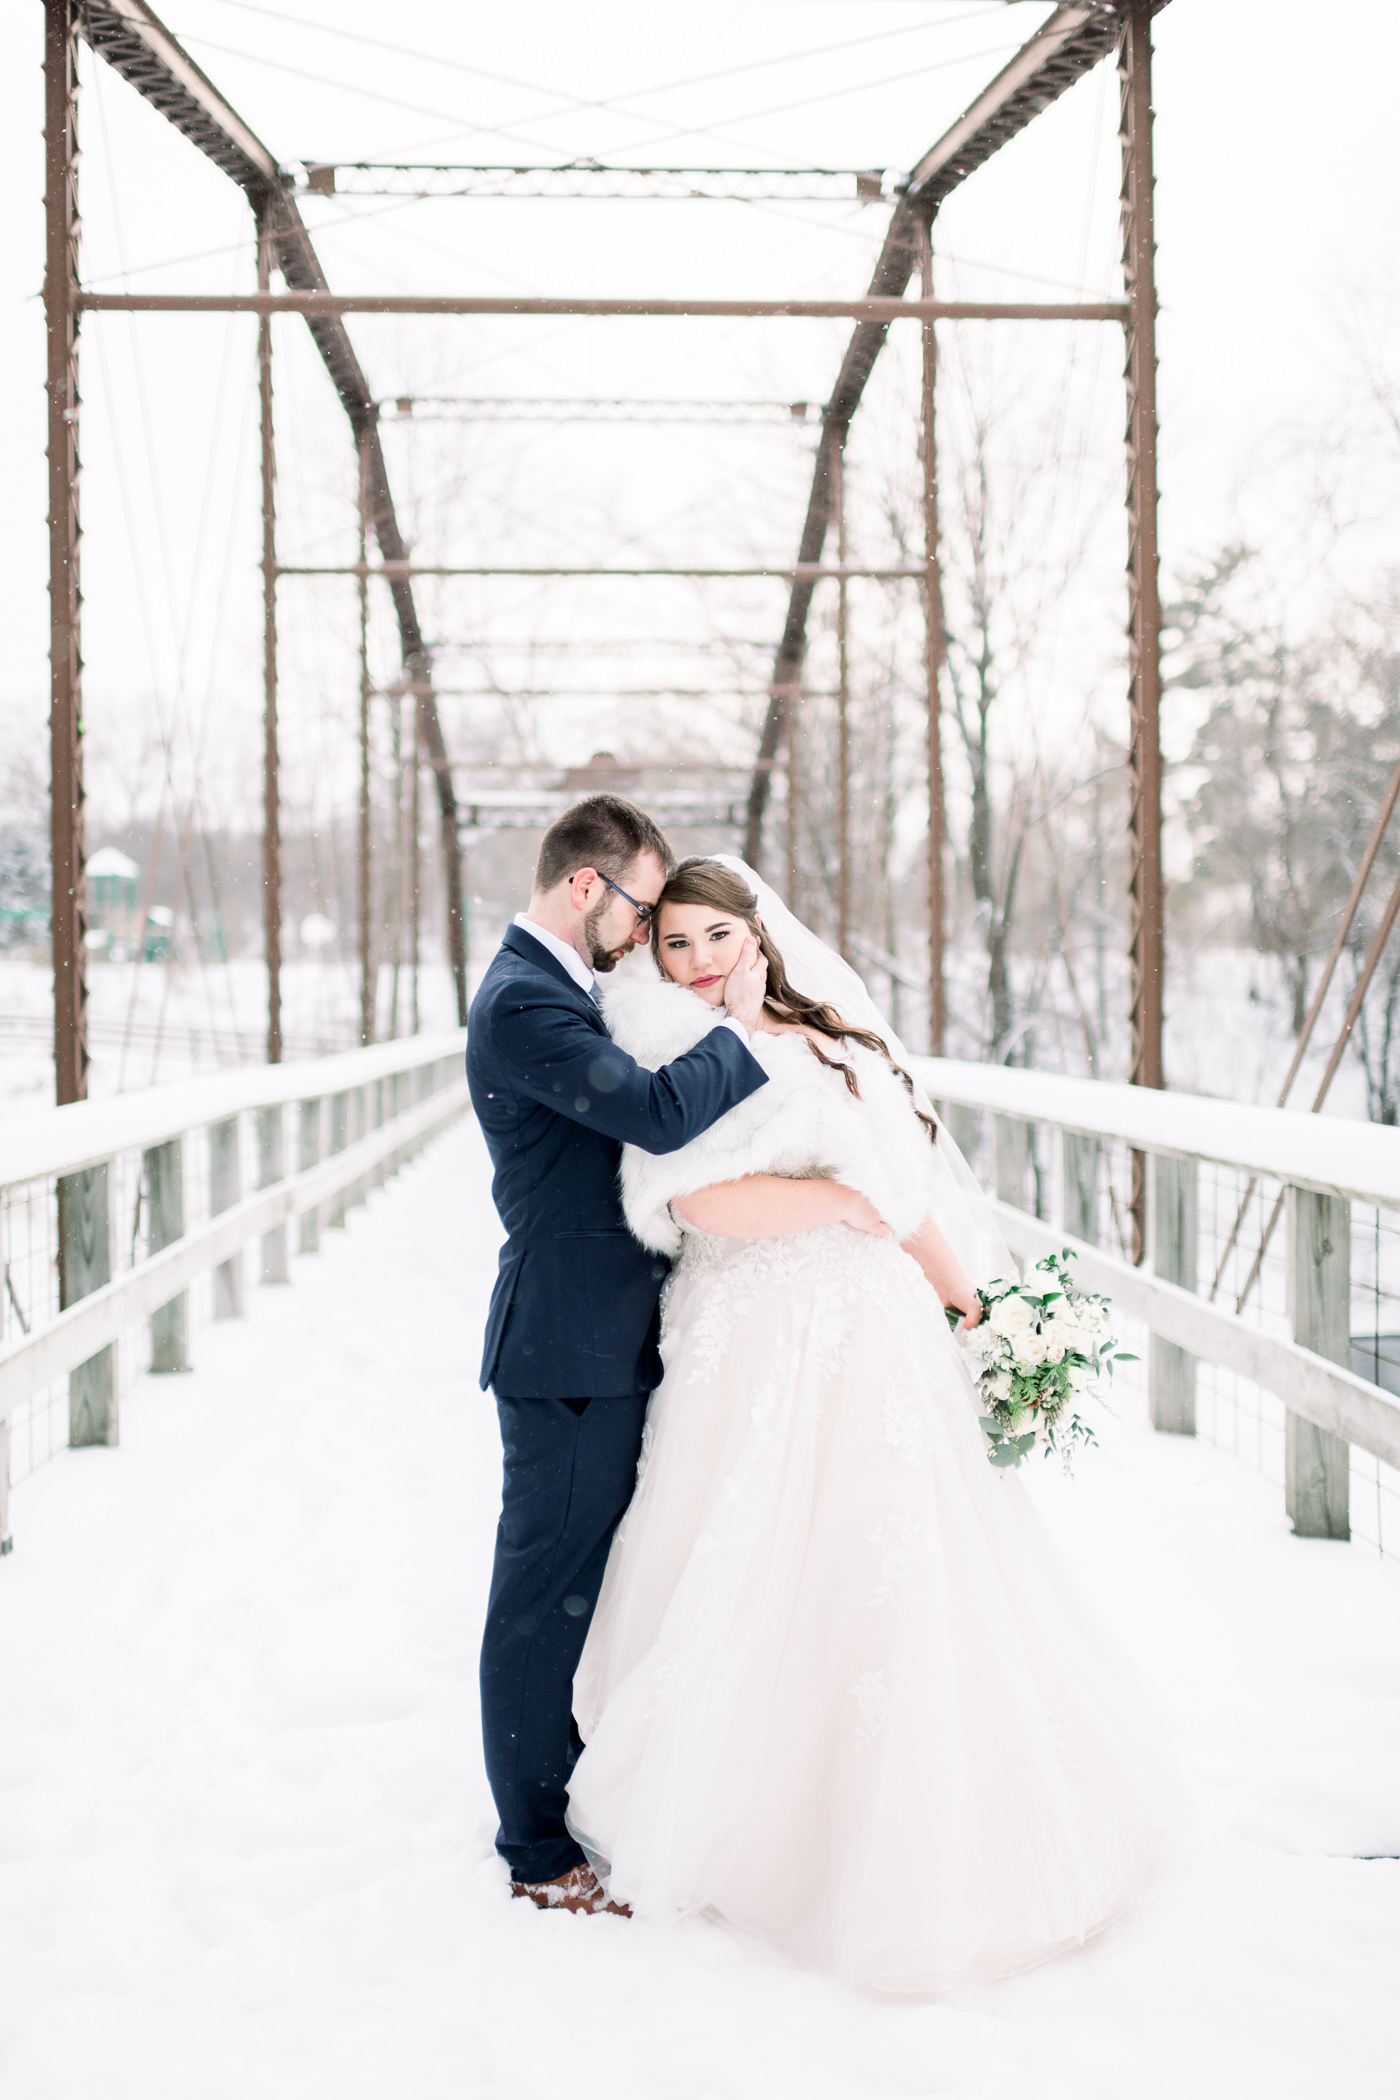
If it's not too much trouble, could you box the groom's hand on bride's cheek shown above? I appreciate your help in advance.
[725,935,768,1032]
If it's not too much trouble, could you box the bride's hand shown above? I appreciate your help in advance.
[836,1186,891,1238]
[723,934,769,1033]
[953,1300,984,1333]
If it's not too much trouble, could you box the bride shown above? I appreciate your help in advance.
[567,855,1183,1995]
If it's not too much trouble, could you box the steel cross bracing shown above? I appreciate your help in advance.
[425,639,780,654]
[277,564,927,582]
[741,0,1169,863]
[296,163,899,205]
[75,0,470,1026]
[377,398,828,427]
[78,295,1125,320]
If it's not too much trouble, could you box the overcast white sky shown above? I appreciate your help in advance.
[3,0,1399,840]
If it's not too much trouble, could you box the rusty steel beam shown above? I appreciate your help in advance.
[1119,0,1165,1262]
[742,0,1169,868]
[76,292,1128,321]
[918,217,947,1057]
[46,0,88,1107]
[278,563,926,582]
[834,448,852,960]
[257,206,282,1065]
[357,437,374,1047]
[298,162,902,205]
[77,0,469,1026]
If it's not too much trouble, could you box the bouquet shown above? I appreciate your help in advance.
[948,1250,1134,1471]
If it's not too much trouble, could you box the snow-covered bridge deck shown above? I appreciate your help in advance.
[1,1118,1397,2099]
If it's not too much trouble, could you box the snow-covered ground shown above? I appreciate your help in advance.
[1,1118,1398,2099]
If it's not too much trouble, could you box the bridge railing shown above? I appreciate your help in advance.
[912,1057,1400,1556]
[0,1031,471,1555]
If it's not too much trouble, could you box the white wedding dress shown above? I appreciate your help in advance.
[568,912,1184,1996]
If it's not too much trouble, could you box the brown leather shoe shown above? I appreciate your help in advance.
[511,1863,631,1917]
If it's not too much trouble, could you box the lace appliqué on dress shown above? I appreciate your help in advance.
[672,1223,899,1390]
[881,1376,940,1467]
[644,1650,689,1721]
[695,1376,781,1555]
[849,1669,890,1751]
[868,1510,936,1615]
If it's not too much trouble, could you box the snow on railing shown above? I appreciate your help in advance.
[913,1058,1400,1558]
[0,1032,471,1555]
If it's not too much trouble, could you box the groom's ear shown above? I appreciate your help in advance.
[568,867,600,908]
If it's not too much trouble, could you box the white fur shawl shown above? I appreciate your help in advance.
[600,961,934,1256]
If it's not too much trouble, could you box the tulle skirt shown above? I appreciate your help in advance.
[569,1224,1185,1994]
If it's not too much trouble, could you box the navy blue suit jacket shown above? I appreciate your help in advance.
[468,924,768,1398]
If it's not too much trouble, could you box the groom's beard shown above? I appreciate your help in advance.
[584,897,629,973]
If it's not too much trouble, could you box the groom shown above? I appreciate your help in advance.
[467,794,769,1914]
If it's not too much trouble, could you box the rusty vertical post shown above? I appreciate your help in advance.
[45,0,87,1107]
[257,205,282,1065]
[409,701,421,1034]
[919,212,947,1056]
[835,445,851,960]
[1120,0,1165,1261]
[358,437,374,1046]
[784,678,800,915]
[387,694,403,1039]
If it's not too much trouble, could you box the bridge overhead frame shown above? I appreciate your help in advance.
[45,0,1169,1243]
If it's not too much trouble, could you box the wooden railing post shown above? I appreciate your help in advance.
[298,1098,322,1253]
[1286,1187,1351,1539]
[325,1091,351,1229]
[992,1115,1028,1210]
[1149,1152,1197,1434]
[346,1087,367,1212]
[1061,1132,1101,1245]
[144,1139,189,1374]
[59,1163,117,1444]
[209,1117,245,1319]
[370,1077,386,1189]
[257,1105,288,1283]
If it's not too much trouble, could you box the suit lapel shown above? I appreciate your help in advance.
[499,924,605,1024]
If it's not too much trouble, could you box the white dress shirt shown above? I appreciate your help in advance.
[514,912,597,995]
[513,913,751,1045]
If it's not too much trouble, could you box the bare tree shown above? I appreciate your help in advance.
[1174,546,1369,1035]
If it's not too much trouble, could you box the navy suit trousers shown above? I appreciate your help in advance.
[480,1391,649,1885]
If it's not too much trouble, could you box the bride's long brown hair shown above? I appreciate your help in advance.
[652,858,936,1144]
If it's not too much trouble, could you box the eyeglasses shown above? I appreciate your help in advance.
[599,874,655,927]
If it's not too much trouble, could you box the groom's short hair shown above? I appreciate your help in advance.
[535,794,676,893]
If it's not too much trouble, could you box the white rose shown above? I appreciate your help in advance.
[1049,1306,1085,1348]
[1067,1362,1095,1398]
[989,1371,1013,1403]
[1020,1331,1052,1367]
[990,1294,1035,1341]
